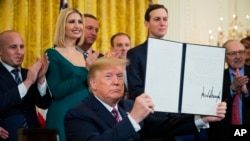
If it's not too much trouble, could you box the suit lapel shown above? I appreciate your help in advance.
[224,69,231,99]
[89,95,118,127]
[117,105,128,120]
[0,63,17,85]
[0,63,27,83]
[20,68,27,81]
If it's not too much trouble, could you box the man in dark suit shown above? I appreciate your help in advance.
[76,13,103,59]
[64,57,226,141]
[126,4,168,100]
[0,30,52,141]
[208,40,250,141]
[126,4,209,141]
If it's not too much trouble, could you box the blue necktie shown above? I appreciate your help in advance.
[11,69,22,84]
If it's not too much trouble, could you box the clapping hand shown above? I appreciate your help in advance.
[86,51,99,70]
[37,53,49,84]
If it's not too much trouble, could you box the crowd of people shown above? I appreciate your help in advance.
[0,3,250,141]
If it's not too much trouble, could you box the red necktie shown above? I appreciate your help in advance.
[232,89,241,125]
[111,107,121,122]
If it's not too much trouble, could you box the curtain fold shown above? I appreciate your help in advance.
[0,0,157,68]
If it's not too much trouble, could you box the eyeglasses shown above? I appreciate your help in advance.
[226,50,245,57]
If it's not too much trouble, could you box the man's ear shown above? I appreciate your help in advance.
[89,78,96,90]
[144,20,149,28]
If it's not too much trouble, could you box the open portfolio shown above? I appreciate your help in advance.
[145,38,225,116]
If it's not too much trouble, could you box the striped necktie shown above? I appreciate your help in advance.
[83,52,88,59]
[111,107,121,122]
[11,69,22,84]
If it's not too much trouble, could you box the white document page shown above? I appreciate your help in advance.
[181,44,225,115]
[145,38,183,113]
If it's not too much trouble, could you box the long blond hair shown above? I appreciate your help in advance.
[54,8,84,47]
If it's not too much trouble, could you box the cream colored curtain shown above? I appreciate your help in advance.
[0,0,157,68]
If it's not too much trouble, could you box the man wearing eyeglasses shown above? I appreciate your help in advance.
[207,39,250,141]
[77,13,103,59]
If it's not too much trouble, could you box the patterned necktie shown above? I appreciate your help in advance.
[232,89,241,125]
[11,69,22,84]
[83,52,88,59]
[111,107,121,122]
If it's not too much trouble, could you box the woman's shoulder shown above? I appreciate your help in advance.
[45,47,56,53]
[45,47,61,56]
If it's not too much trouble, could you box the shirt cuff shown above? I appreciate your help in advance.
[19,83,28,98]
[194,115,210,131]
[37,79,47,97]
[243,93,249,97]
[128,114,141,132]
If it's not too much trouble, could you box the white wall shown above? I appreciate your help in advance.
[158,0,250,46]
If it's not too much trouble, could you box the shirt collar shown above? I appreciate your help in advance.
[0,61,20,73]
[229,67,245,75]
[76,46,92,54]
[94,95,118,112]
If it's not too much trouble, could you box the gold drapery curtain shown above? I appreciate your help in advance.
[0,0,157,68]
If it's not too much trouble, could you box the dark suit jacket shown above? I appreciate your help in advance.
[0,63,52,141]
[126,40,148,100]
[208,66,250,141]
[65,94,198,141]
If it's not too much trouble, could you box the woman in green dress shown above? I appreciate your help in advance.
[45,8,89,141]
